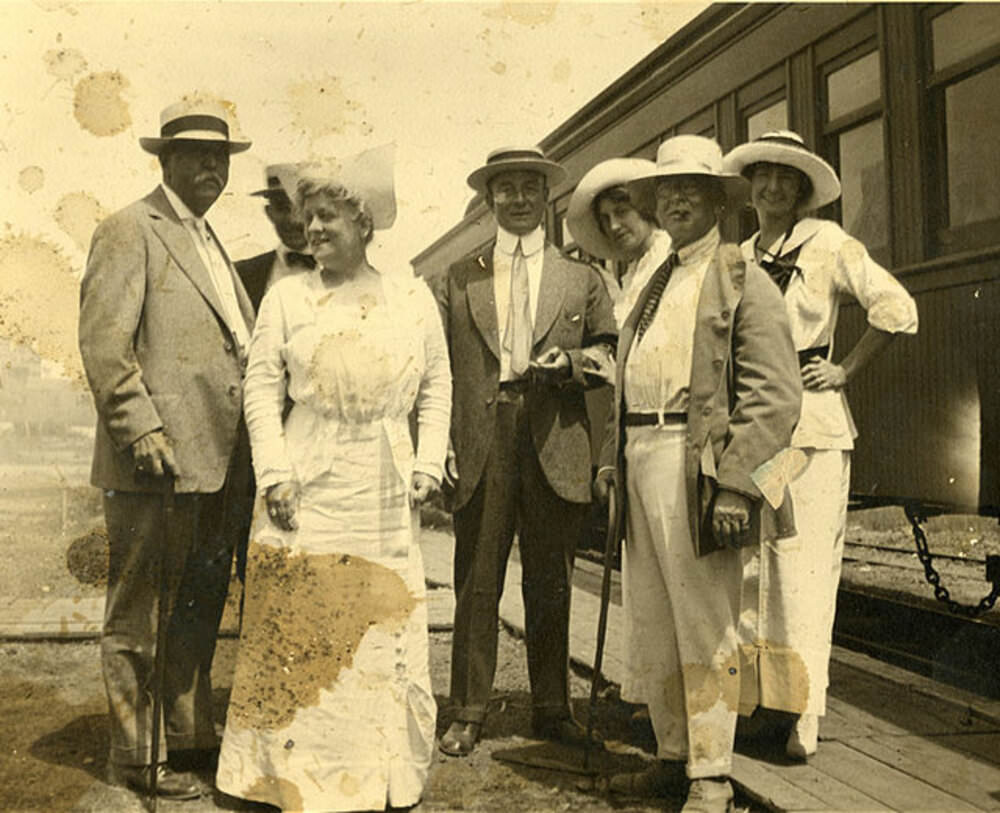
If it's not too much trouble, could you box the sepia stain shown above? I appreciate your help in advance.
[639,0,686,40]
[53,192,108,253]
[491,61,507,75]
[243,775,304,812]
[73,71,131,137]
[551,58,571,84]
[43,47,87,82]
[308,326,398,420]
[752,639,811,713]
[286,76,363,141]
[18,166,45,194]
[484,2,557,26]
[227,544,416,732]
[662,651,741,717]
[0,233,85,387]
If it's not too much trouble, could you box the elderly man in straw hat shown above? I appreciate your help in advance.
[593,135,801,812]
[78,95,255,800]
[430,146,617,757]
[235,163,314,311]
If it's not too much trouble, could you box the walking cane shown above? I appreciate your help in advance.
[584,480,619,772]
[147,475,174,811]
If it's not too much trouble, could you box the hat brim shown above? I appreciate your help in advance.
[467,159,566,195]
[249,188,287,198]
[139,135,252,155]
[627,165,749,213]
[723,142,841,211]
[566,158,656,260]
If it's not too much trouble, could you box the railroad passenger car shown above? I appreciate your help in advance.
[413,2,1000,520]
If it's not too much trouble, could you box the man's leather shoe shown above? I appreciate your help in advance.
[609,759,686,797]
[531,715,603,749]
[109,762,201,799]
[439,721,481,757]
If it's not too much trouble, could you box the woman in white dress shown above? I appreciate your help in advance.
[723,131,917,760]
[216,146,451,811]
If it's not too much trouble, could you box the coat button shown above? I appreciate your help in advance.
[224,340,234,353]
[228,384,239,397]
[720,310,730,320]
[702,405,712,416]
[713,358,723,370]
[486,395,496,406]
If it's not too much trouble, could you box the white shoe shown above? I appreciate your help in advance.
[786,713,819,760]
[681,778,734,813]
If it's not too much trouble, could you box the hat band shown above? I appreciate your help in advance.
[755,134,809,150]
[161,114,230,139]
[488,149,546,164]
[660,158,715,173]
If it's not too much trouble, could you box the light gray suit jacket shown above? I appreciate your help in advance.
[79,186,254,494]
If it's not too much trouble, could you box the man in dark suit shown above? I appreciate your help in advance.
[78,97,255,800]
[430,146,617,757]
[235,163,314,311]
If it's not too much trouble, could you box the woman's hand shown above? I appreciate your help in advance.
[801,358,847,391]
[409,472,440,508]
[265,481,300,531]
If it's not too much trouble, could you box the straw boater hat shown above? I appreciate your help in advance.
[139,96,251,155]
[629,135,749,211]
[278,143,397,230]
[723,130,841,211]
[566,158,657,260]
[467,146,566,196]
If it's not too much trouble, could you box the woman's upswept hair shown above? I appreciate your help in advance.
[592,185,657,235]
[295,178,375,245]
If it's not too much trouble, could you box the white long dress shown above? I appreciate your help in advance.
[737,218,917,717]
[216,269,451,812]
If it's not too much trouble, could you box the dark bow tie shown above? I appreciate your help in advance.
[286,251,316,269]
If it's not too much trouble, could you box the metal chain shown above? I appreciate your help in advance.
[904,503,1000,618]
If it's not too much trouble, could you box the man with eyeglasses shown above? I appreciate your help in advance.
[594,135,801,813]
[430,146,617,758]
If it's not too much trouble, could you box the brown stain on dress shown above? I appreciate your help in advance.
[244,775,305,812]
[0,234,85,386]
[227,543,416,731]
[73,71,131,137]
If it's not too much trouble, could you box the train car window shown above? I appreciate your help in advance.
[827,50,880,121]
[746,99,788,142]
[838,118,889,258]
[931,3,1000,72]
[926,3,1000,255]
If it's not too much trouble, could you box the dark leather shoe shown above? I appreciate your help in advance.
[109,762,201,800]
[439,721,481,757]
[609,759,686,797]
[531,715,603,749]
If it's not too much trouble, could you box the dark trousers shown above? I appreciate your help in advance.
[449,395,588,724]
[101,487,237,766]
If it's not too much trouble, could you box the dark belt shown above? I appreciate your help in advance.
[624,411,687,427]
[499,379,531,394]
[798,345,830,367]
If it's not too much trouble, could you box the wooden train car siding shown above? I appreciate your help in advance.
[414,2,1000,513]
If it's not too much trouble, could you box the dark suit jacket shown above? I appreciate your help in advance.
[78,186,255,494]
[600,242,801,556]
[430,241,617,510]
[234,250,276,312]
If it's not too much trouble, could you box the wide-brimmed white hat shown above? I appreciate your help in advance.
[629,135,749,210]
[566,158,656,260]
[139,96,251,155]
[279,143,397,230]
[723,130,841,211]
[467,146,566,195]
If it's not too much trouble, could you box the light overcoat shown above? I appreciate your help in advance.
[600,243,802,556]
[79,186,255,494]
[430,242,617,510]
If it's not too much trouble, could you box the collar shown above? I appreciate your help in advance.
[496,225,545,257]
[160,183,204,228]
[757,217,824,257]
[675,224,719,266]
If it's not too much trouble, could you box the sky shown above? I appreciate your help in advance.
[0,0,706,382]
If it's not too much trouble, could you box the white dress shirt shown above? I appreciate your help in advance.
[161,183,250,348]
[493,225,545,382]
[624,225,720,416]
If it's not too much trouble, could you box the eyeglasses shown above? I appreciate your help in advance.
[655,179,706,201]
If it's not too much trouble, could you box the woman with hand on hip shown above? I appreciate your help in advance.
[216,145,450,811]
[723,131,917,760]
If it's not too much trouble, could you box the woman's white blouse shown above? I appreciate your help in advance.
[243,269,452,492]
[743,217,918,450]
